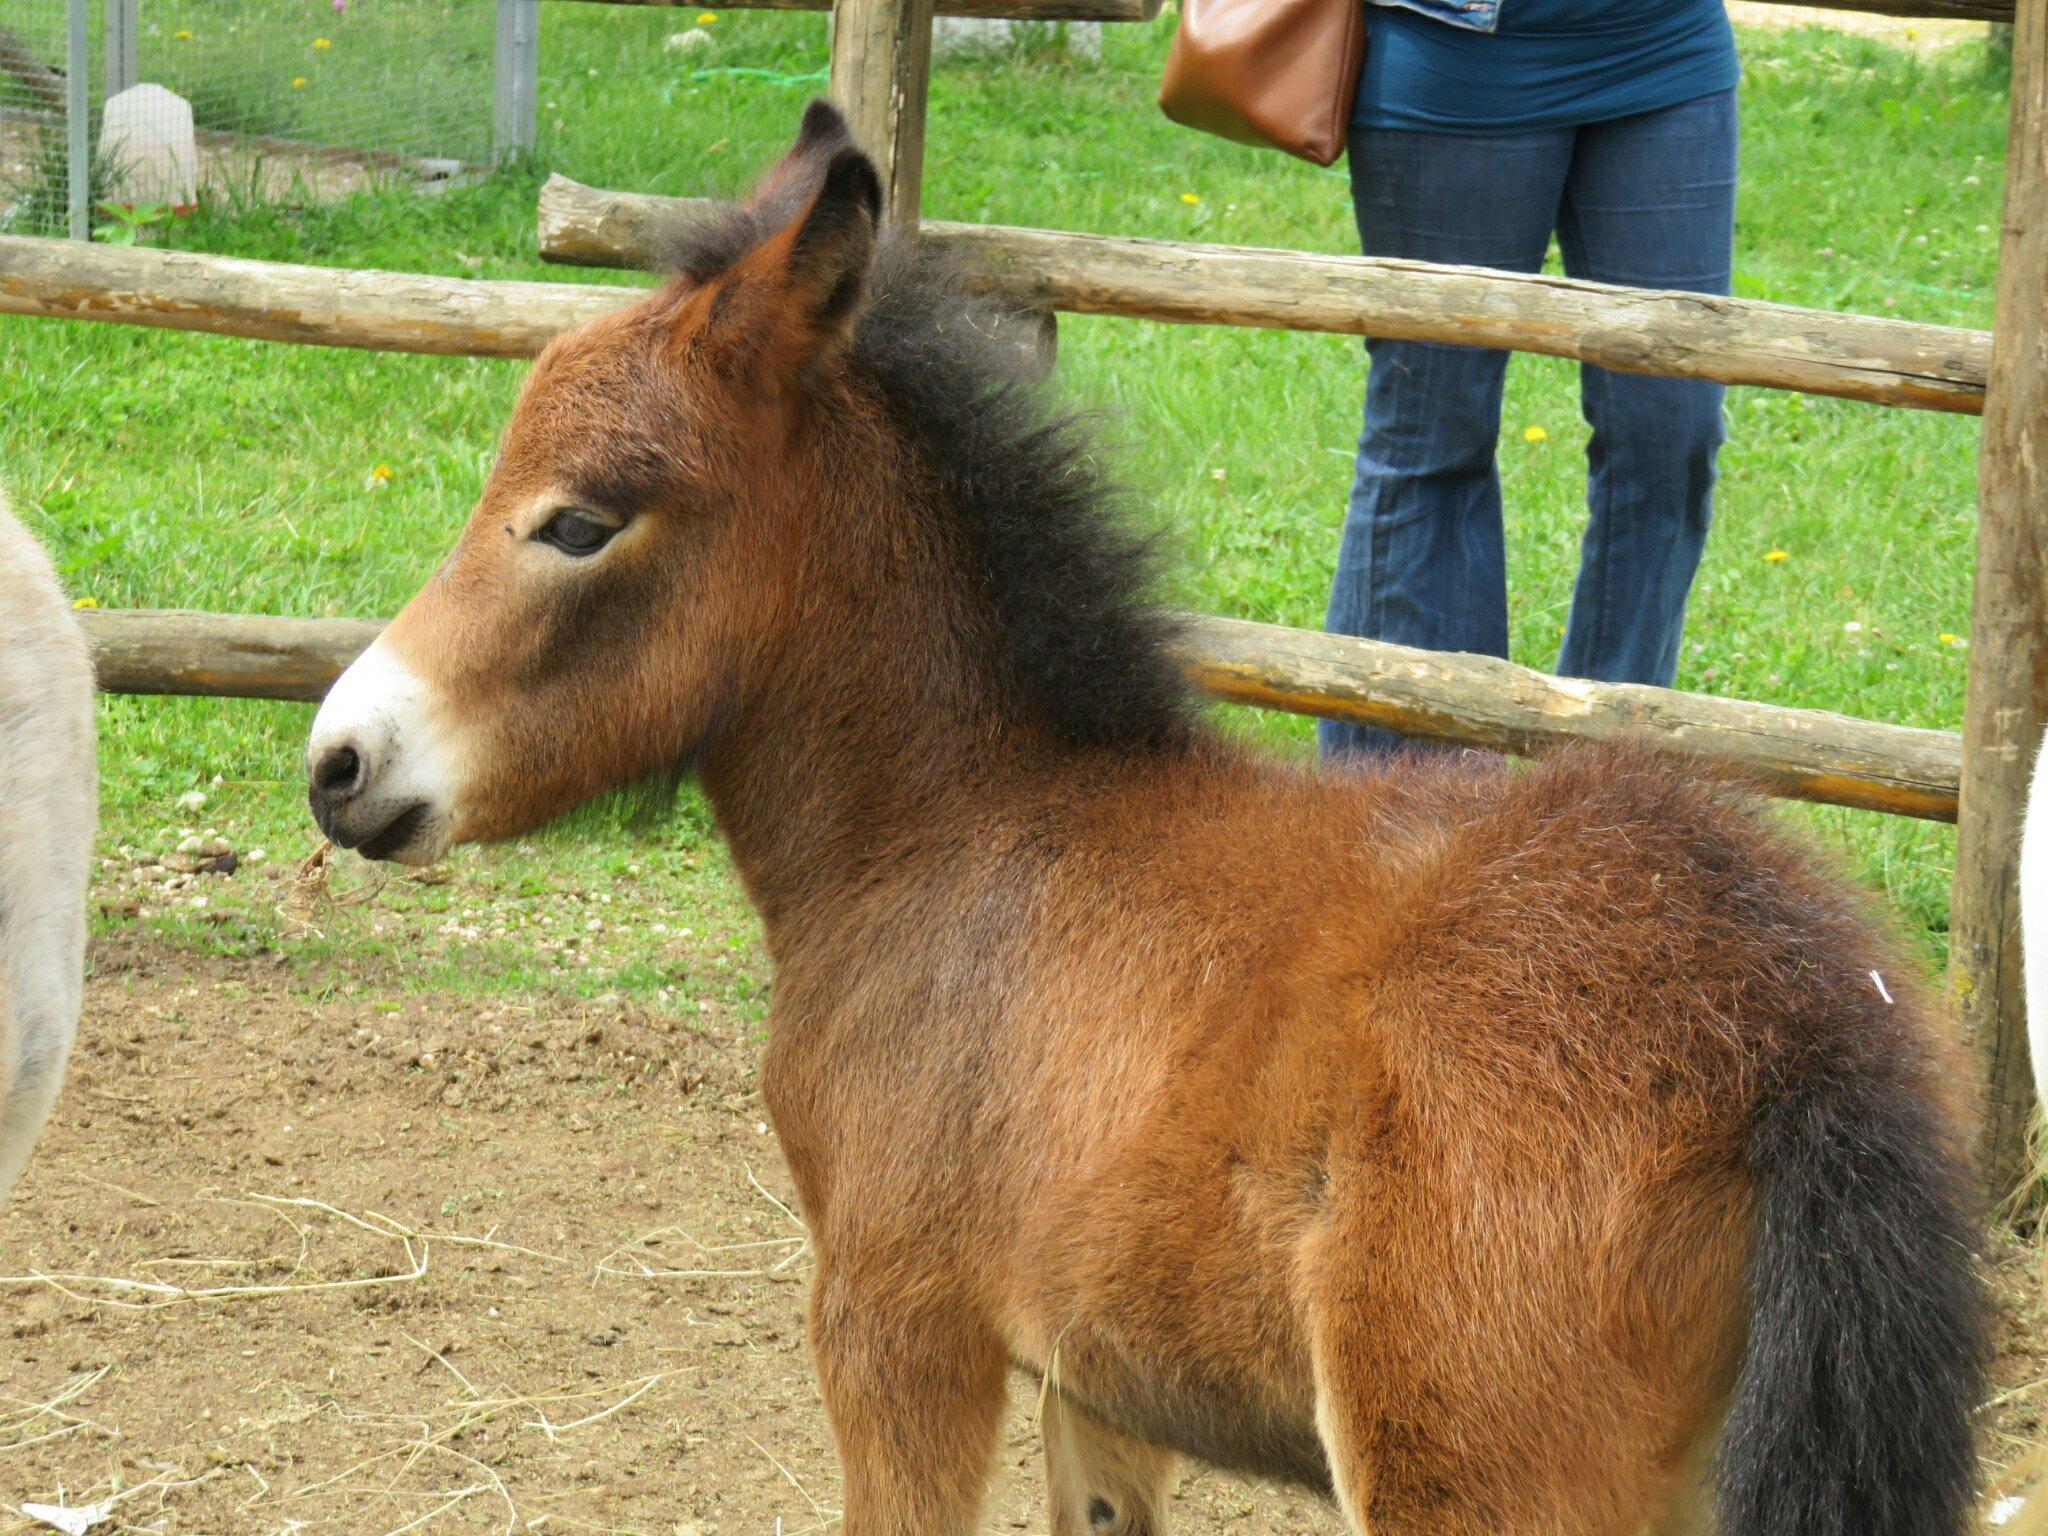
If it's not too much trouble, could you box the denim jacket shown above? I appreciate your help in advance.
[1368,0,1501,34]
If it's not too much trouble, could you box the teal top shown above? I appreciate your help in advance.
[1354,0,1739,135]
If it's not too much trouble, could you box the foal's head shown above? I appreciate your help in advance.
[306,103,884,863]
[306,102,1187,865]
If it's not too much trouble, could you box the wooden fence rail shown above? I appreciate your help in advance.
[0,228,1991,414]
[1771,0,2011,16]
[537,179,1994,414]
[0,234,623,357]
[551,0,2015,22]
[76,608,1964,823]
[552,0,1160,20]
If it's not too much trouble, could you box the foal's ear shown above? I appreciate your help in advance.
[689,116,883,371]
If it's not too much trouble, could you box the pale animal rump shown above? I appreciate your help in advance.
[0,488,96,1202]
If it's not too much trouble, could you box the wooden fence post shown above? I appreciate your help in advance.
[1954,0,2048,1200]
[828,0,935,223]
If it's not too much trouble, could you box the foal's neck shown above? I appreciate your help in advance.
[699,454,1068,937]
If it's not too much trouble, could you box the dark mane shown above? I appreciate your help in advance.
[664,213,1196,756]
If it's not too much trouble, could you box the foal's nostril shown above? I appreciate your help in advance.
[313,743,364,801]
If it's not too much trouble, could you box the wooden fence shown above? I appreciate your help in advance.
[2,0,2040,1190]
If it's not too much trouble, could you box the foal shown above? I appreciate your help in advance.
[308,104,1985,1536]
[0,488,95,1203]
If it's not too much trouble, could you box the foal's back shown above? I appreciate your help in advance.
[0,492,95,1201]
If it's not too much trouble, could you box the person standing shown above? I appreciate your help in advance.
[1322,0,1739,759]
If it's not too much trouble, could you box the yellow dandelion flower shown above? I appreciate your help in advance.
[1940,632,1959,645]
[174,28,192,39]
[71,596,98,610]
[313,36,331,49]
[697,10,718,20]
[1522,425,1548,443]
[1763,548,1789,563]
[291,75,308,88]
[370,463,394,482]
[1179,192,1201,205]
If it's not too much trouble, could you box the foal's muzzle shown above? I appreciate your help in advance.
[304,637,458,865]
[306,741,430,859]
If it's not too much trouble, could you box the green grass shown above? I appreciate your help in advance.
[0,10,2008,999]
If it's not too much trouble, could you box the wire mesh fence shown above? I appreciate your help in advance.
[0,0,520,239]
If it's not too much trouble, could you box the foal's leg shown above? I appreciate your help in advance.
[1043,1391,1176,1536]
[809,1264,1009,1536]
[1306,1249,1664,1536]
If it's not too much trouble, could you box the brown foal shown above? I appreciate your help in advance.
[307,104,1986,1536]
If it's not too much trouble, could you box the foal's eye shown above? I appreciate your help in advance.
[535,508,619,557]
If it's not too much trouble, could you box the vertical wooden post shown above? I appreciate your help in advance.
[1955,0,2048,1200]
[828,0,935,224]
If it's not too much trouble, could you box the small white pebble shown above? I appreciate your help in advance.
[178,790,207,812]
[755,1121,769,1135]
[1843,621,1863,634]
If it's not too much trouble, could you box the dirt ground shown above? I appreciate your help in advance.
[1,928,2044,1536]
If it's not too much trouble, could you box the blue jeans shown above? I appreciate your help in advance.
[1320,88,1738,760]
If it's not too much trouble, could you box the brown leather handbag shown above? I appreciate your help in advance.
[1158,0,1367,168]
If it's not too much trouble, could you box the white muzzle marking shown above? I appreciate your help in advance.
[306,637,462,864]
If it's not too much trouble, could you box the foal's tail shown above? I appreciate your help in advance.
[1715,1032,1987,1536]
